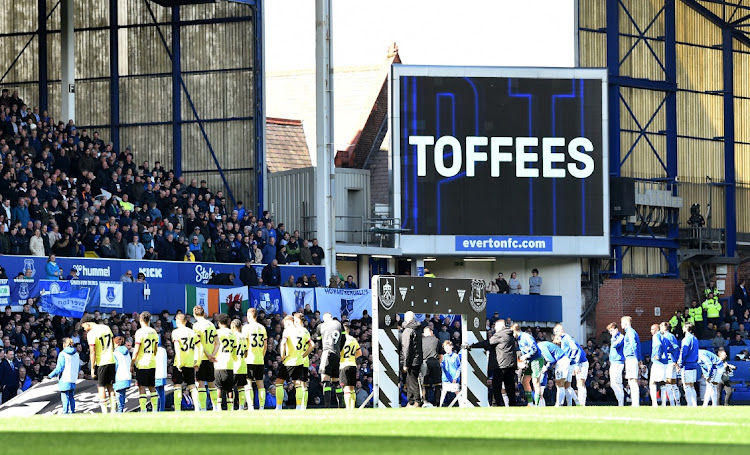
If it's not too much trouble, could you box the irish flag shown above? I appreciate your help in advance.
[185,285,250,316]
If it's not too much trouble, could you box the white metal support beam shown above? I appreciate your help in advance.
[60,0,75,123]
[315,0,335,280]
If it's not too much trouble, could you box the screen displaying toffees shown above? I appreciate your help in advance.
[391,66,609,256]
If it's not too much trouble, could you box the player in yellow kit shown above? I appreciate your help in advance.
[132,311,160,412]
[231,319,249,410]
[294,313,311,409]
[192,305,217,411]
[242,308,267,410]
[276,315,312,410]
[339,321,362,410]
[81,314,117,413]
[211,314,237,412]
[171,313,200,412]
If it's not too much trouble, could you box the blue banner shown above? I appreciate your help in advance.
[0,255,324,286]
[249,286,282,315]
[314,288,372,320]
[40,288,90,318]
[279,287,315,316]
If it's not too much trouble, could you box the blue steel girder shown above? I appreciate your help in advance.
[606,0,680,277]
[618,1,667,75]
[618,93,668,173]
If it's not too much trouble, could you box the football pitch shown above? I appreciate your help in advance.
[1,407,749,454]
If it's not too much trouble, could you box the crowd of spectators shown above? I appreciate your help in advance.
[0,88,329,267]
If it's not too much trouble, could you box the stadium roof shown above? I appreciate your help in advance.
[265,118,312,173]
[265,43,400,163]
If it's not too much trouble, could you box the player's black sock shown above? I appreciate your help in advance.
[335,383,344,408]
[323,381,332,408]
[433,385,441,406]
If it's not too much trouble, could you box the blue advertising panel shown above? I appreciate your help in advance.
[0,255,325,287]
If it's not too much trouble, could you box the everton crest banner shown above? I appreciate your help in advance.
[314,288,371,320]
[279,287,315,316]
[98,282,123,309]
[39,288,90,318]
[249,286,282,315]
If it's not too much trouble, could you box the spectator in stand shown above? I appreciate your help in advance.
[282,275,296,288]
[329,276,343,289]
[310,239,324,266]
[509,272,521,294]
[262,237,277,265]
[126,235,145,260]
[711,331,725,348]
[528,269,542,295]
[734,279,748,311]
[729,333,745,346]
[261,259,281,287]
[201,237,216,262]
[276,245,290,265]
[309,274,321,288]
[485,279,499,294]
[344,275,358,289]
[45,254,62,280]
[120,270,134,282]
[495,273,510,294]
[286,237,300,265]
[299,240,313,266]
[251,242,263,264]
[240,260,259,287]
[189,236,203,261]
[29,228,45,256]
[65,268,79,281]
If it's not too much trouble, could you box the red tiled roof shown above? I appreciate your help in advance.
[266,118,311,173]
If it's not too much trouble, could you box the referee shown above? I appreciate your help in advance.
[421,327,441,406]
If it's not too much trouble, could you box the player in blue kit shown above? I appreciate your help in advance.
[621,316,642,407]
[659,322,681,406]
[552,324,585,406]
[538,341,565,406]
[438,340,461,407]
[649,324,667,407]
[678,322,700,406]
[512,324,545,406]
[607,322,625,406]
[698,348,727,407]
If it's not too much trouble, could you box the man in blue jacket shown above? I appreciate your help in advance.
[678,322,700,406]
[659,322,681,406]
[607,322,625,406]
[621,316,642,407]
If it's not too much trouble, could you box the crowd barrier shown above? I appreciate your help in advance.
[0,255,325,286]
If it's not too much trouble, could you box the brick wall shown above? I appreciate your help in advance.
[595,278,685,336]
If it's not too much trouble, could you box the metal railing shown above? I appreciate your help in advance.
[300,215,403,248]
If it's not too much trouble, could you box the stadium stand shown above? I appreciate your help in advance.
[0,91,324,267]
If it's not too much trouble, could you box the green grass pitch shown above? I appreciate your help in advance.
[2,407,749,454]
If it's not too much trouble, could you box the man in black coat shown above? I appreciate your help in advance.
[734,279,748,310]
[0,350,19,404]
[239,260,259,287]
[400,311,423,407]
[468,319,518,406]
[208,272,235,286]
[261,260,281,287]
